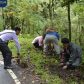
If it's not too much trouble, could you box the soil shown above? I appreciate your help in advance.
[48,64,84,84]
[12,56,84,84]
[12,59,41,84]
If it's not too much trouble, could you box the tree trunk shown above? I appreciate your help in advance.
[2,8,5,29]
[10,16,14,29]
[49,0,52,21]
[49,0,54,26]
[67,1,71,41]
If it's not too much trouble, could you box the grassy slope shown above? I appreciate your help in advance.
[9,34,84,84]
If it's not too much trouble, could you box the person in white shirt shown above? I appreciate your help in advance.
[0,27,21,69]
[32,36,43,50]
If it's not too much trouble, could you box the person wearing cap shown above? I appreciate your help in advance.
[60,38,82,69]
[0,27,21,69]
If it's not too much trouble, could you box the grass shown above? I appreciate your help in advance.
[9,34,84,84]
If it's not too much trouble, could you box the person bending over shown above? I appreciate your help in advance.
[43,27,60,55]
[0,27,21,69]
[32,36,43,50]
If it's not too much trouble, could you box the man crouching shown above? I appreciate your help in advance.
[60,38,82,70]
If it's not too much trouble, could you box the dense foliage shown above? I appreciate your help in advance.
[0,0,83,42]
[9,35,84,84]
[0,0,84,83]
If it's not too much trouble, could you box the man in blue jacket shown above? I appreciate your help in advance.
[43,27,60,55]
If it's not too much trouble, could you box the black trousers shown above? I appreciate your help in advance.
[0,39,12,67]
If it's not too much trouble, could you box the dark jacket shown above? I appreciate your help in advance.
[67,42,82,66]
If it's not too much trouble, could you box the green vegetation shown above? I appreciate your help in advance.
[9,35,84,84]
[0,0,84,43]
[0,0,84,84]
[9,35,64,84]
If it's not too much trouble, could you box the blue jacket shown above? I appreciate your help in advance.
[44,31,60,40]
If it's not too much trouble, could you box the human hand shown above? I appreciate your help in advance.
[62,65,68,70]
[59,63,64,67]
[17,53,20,64]
[17,53,20,59]
[17,53,20,56]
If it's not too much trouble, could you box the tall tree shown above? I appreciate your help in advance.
[67,0,71,41]
[62,0,80,41]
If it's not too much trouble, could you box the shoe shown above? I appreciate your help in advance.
[4,66,13,69]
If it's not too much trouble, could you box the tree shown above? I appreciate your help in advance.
[61,0,80,41]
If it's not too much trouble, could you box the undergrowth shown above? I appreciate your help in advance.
[9,34,84,84]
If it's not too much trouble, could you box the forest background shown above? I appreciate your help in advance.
[0,0,84,84]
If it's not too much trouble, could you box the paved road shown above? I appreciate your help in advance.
[0,64,15,84]
[0,55,15,84]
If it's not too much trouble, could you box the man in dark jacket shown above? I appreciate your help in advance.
[60,38,82,69]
